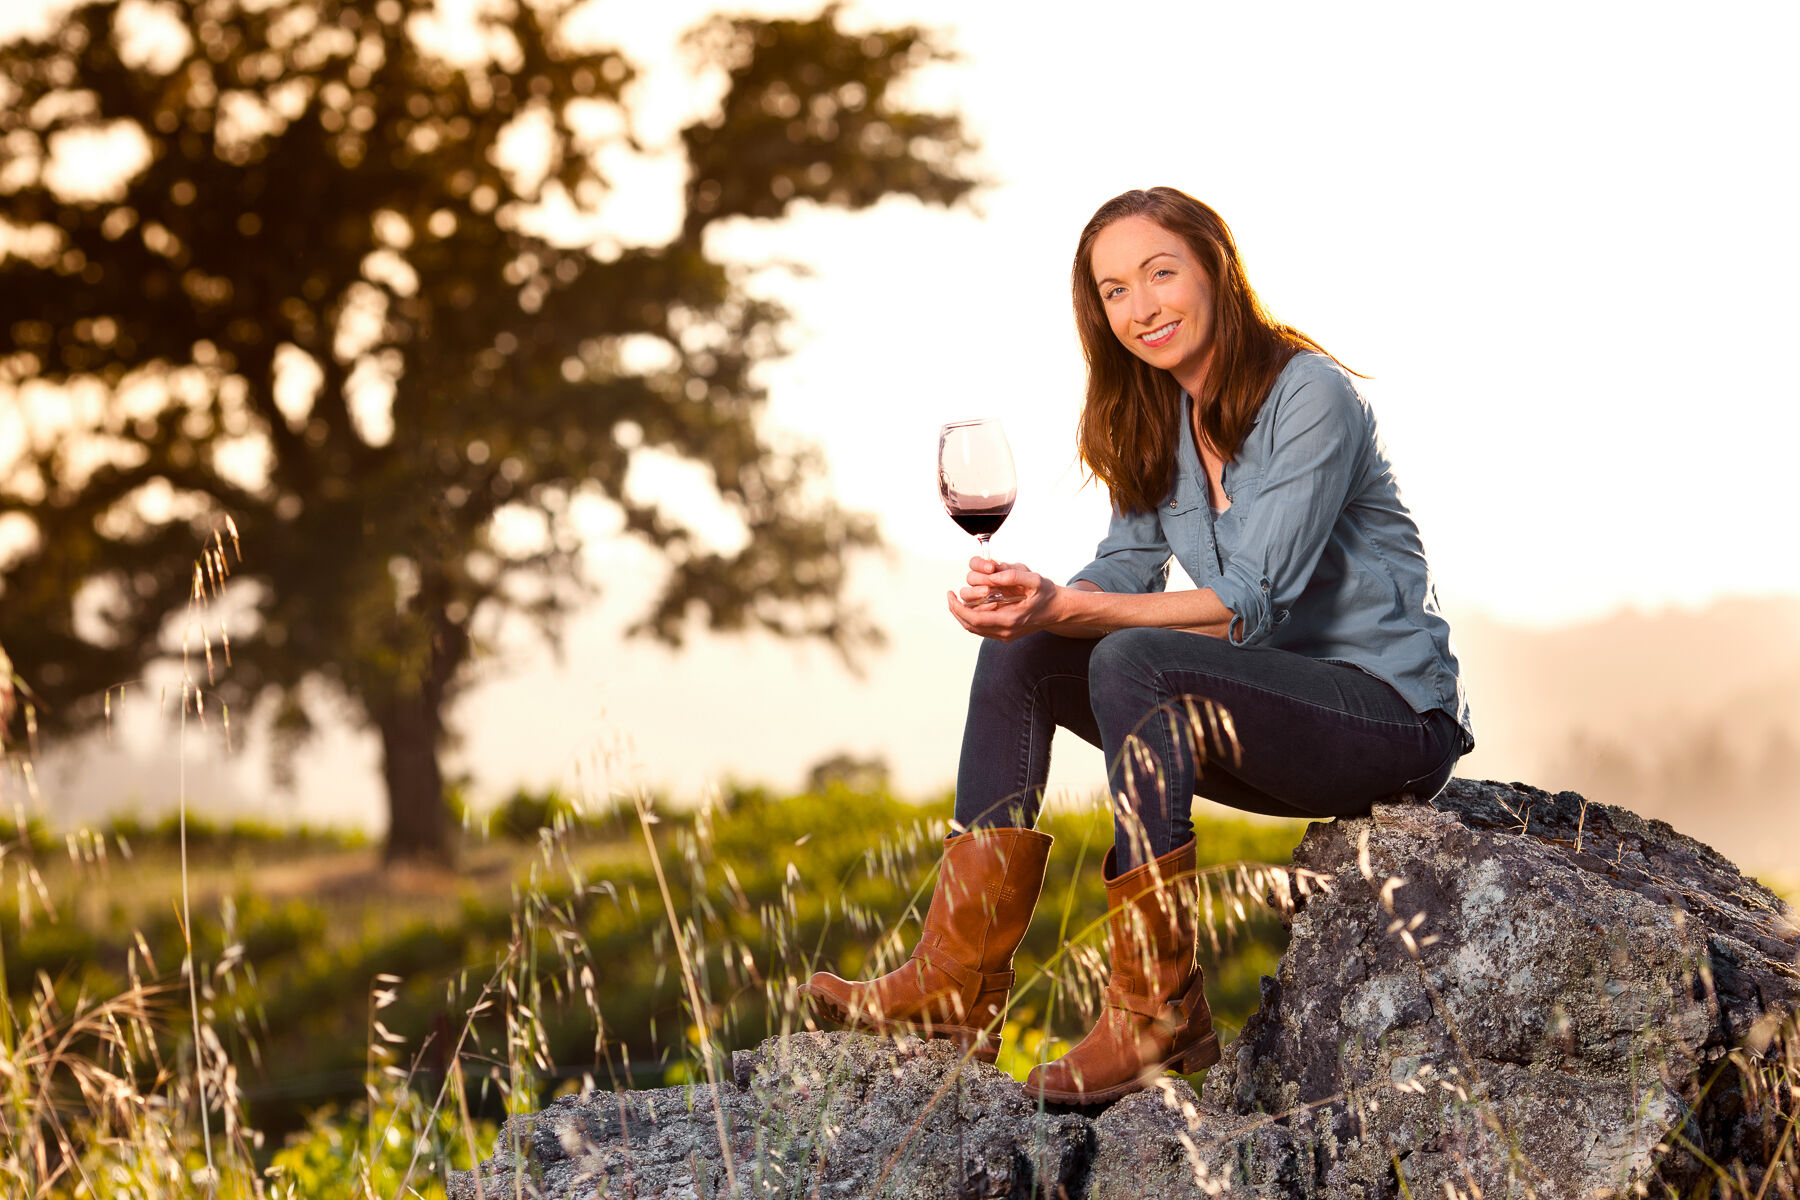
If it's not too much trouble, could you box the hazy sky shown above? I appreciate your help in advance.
[9,1,1800,830]
[740,1,1800,626]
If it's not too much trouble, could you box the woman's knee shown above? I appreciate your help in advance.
[1087,629,1234,730]
[1088,629,1181,706]
[1085,632,1161,742]
[968,631,1084,705]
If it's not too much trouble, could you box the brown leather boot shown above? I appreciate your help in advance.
[797,825,1053,1064]
[1023,836,1219,1104]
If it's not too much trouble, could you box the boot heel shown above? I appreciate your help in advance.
[1174,1033,1219,1073]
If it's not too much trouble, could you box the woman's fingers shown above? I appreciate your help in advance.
[957,586,1022,608]
[967,557,1031,580]
[946,590,1027,639]
[967,566,1038,592]
[980,568,1039,595]
[946,591,985,632]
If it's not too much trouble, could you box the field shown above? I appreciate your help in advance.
[0,783,1306,1196]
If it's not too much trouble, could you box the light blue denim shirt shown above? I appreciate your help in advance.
[1069,352,1475,751]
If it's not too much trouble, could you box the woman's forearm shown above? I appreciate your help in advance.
[1043,580,1237,640]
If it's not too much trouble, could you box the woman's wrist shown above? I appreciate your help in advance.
[1041,581,1235,640]
[1045,579,1105,634]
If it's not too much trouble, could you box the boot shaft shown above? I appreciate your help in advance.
[1101,840,1199,1000]
[1021,835,1219,1104]
[919,826,1054,975]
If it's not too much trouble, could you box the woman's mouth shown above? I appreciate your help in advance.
[1138,320,1180,349]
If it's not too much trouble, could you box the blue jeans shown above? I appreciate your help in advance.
[954,629,1463,869]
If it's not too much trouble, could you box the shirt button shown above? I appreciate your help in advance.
[1169,499,1177,509]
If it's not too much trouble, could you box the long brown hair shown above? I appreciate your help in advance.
[1072,187,1349,515]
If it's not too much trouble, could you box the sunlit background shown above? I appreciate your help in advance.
[6,0,1798,873]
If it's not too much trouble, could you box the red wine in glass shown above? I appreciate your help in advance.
[949,509,1010,538]
[938,419,1017,605]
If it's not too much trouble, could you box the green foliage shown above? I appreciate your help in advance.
[991,1013,1073,1082]
[0,816,51,853]
[1,919,100,995]
[105,813,366,850]
[0,0,977,861]
[266,1100,492,1200]
[488,785,581,842]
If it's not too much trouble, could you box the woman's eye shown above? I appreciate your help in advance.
[1102,286,1124,300]
[1152,268,1174,280]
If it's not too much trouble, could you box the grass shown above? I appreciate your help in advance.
[12,766,1795,1198]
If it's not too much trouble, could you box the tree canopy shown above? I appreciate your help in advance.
[0,0,976,861]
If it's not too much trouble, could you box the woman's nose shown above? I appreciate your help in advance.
[1130,292,1160,326]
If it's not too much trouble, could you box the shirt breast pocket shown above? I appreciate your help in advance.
[1157,485,1200,540]
[1221,467,1263,510]
[1157,485,1212,582]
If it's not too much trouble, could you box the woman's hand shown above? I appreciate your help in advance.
[947,564,1237,642]
[946,557,1061,641]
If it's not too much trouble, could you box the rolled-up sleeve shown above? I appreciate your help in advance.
[1214,375,1366,646]
[1068,504,1172,595]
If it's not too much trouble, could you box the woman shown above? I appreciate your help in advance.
[801,187,1474,1104]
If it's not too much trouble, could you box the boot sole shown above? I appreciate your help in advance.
[797,985,1002,1065]
[1022,1031,1220,1106]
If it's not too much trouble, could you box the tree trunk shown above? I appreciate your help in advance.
[377,692,452,865]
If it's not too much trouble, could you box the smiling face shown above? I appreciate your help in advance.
[1089,214,1217,395]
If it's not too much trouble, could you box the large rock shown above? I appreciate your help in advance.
[449,780,1799,1198]
[446,1031,1093,1199]
[1198,778,1800,1199]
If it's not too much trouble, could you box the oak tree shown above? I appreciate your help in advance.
[0,0,975,861]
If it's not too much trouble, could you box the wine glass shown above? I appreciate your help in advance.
[938,419,1017,606]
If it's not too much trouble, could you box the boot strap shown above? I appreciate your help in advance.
[912,949,1013,1003]
[1104,972,1205,1029]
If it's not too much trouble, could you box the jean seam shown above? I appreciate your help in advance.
[1149,666,1421,734]
[1014,674,1039,809]
[1018,672,1088,818]
[1103,691,1184,862]
[1400,733,1462,795]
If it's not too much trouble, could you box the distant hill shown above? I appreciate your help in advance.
[1450,594,1800,878]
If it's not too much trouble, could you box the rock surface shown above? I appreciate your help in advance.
[1201,778,1800,1199]
[446,1032,1093,1199]
[449,779,1800,1198]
